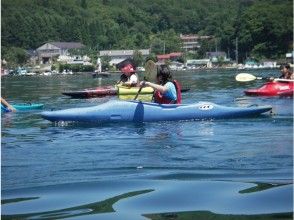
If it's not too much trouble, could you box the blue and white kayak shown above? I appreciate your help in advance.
[41,100,272,123]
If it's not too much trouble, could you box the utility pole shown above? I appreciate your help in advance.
[235,37,238,64]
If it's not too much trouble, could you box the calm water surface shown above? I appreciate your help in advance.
[1,69,293,219]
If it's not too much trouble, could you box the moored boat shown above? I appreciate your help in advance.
[41,100,272,123]
[245,81,294,97]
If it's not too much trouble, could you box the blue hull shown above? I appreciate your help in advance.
[41,100,272,123]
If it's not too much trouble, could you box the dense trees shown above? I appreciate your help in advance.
[1,0,293,65]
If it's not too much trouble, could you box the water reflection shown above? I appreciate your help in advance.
[1,70,292,219]
[2,181,292,220]
[2,189,153,220]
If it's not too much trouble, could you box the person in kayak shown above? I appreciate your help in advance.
[279,64,293,79]
[1,97,16,112]
[140,64,182,104]
[117,59,139,86]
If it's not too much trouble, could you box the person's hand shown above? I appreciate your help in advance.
[140,81,146,87]
[9,107,16,112]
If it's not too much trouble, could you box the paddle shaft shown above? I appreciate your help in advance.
[133,86,143,100]
[134,60,157,100]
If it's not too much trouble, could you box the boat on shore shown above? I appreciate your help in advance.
[41,100,272,123]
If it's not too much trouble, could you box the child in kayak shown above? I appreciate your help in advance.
[279,64,293,79]
[140,64,182,104]
[117,59,138,87]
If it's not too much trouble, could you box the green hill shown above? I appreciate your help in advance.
[1,0,293,65]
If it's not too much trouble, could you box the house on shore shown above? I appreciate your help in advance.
[99,49,150,66]
[180,34,213,52]
[36,42,85,64]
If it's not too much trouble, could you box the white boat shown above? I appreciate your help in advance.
[41,71,52,76]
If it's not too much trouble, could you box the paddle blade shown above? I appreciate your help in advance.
[144,60,157,82]
[134,60,157,100]
[235,73,257,82]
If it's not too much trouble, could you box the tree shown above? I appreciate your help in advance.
[2,47,29,67]
[133,50,144,67]
[101,55,111,71]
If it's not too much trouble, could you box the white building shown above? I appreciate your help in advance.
[99,49,150,66]
[36,42,85,64]
[180,34,213,51]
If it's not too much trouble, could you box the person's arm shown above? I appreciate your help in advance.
[1,97,16,112]
[140,81,168,94]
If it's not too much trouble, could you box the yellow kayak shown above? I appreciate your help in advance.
[118,93,153,102]
[116,85,154,95]
[116,85,154,101]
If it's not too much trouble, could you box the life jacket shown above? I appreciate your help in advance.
[154,80,182,104]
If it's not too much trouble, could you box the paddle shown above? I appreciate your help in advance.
[235,73,294,82]
[134,60,157,100]
[235,73,267,82]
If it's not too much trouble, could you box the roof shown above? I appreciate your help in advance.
[49,42,85,49]
[36,42,85,51]
[180,34,213,40]
[157,52,183,60]
[157,54,170,59]
[100,49,150,56]
[206,51,226,57]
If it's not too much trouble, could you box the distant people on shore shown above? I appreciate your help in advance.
[140,64,182,104]
[116,58,138,86]
[1,97,16,112]
[279,64,293,79]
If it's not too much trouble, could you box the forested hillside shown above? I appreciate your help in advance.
[1,0,293,65]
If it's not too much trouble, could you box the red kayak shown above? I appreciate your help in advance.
[245,81,294,97]
[62,86,117,98]
[62,86,191,99]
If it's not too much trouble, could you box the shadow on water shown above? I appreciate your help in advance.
[144,211,292,220]
[1,180,293,220]
[2,189,153,220]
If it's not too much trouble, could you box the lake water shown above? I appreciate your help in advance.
[1,69,293,219]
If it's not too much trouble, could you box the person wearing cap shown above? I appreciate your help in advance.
[118,63,139,87]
